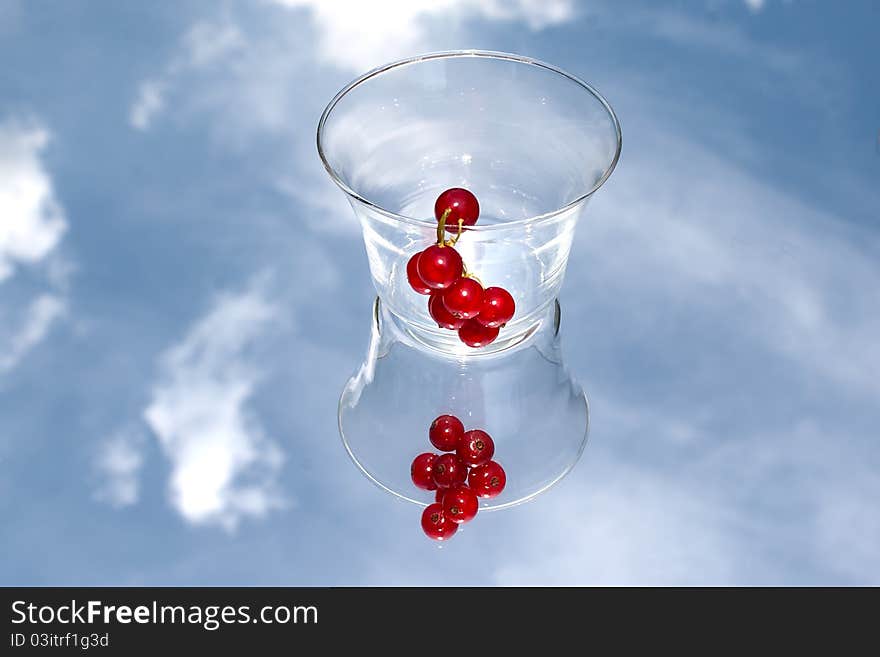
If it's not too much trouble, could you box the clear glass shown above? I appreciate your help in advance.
[318,51,621,508]
[340,298,589,510]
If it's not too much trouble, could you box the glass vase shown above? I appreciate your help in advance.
[317,51,621,509]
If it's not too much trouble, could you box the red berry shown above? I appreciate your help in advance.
[421,503,458,541]
[435,188,480,230]
[432,453,466,489]
[411,453,438,491]
[468,460,506,498]
[442,485,479,524]
[428,293,464,330]
[477,287,515,328]
[406,251,431,295]
[417,244,463,290]
[442,277,483,319]
[458,319,499,347]
[429,414,464,451]
[457,429,495,466]
[435,489,448,504]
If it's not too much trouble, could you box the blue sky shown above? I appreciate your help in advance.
[1,0,878,584]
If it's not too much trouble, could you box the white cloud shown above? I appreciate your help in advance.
[0,120,66,282]
[273,0,574,70]
[127,2,574,132]
[0,293,65,373]
[143,281,285,530]
[745,0,766,13]
[493,472,740,585]
[183,20,245,67]
[94,428,145,508]
[128,20,245,130]
[483,385,880,585]
[129,81,166,131]
[0,118,69,373]
[579,117,880,397]
[478,0,574,29]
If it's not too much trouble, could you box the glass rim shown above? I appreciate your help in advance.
[316,49,623,231]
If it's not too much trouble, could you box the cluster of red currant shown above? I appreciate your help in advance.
[411,414,506,541]
[406,188,516,348]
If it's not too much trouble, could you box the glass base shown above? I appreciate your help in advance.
[338,297,589,510]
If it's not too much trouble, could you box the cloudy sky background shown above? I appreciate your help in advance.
[1,0,878,584]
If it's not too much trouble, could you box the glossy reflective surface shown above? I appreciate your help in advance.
[1,1,878,584]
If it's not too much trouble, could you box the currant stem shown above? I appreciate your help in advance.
[436,208,451,246]
[435,210,465,247]
[449,219,465,246]
[461,264,482,286]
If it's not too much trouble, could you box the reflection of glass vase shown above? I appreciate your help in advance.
[318,51,621,509]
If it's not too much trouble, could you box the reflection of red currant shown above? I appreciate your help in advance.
[442,277,483,319]
[468,460,506,498]
[428,293,465,330]
[406,251,432,295]
[421,503,458,540]
[477,287,515,328]
[413,411,507,538]
[442,485,479,524]
[410,453,438,491]
[417,244,463,290]
[435,188,480,230]
[429,414,464,452]
[432,453,467,489]
[458,319,500,348]
[457,429,495,466]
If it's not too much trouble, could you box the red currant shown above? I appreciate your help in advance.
[477,287,515,328]
[435,188,480,230]
[468,460,506,498]
[432,453,466,489]
[406,251,432,295]
[428,293,464,330]
[457,429,495,466]
[442,485,479,524]
[417,244,463,290]
[458,319,500,348]
[410,453,438,491]
[421,503,458,541]
[429,414,464,451]
[442,277,484,319]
